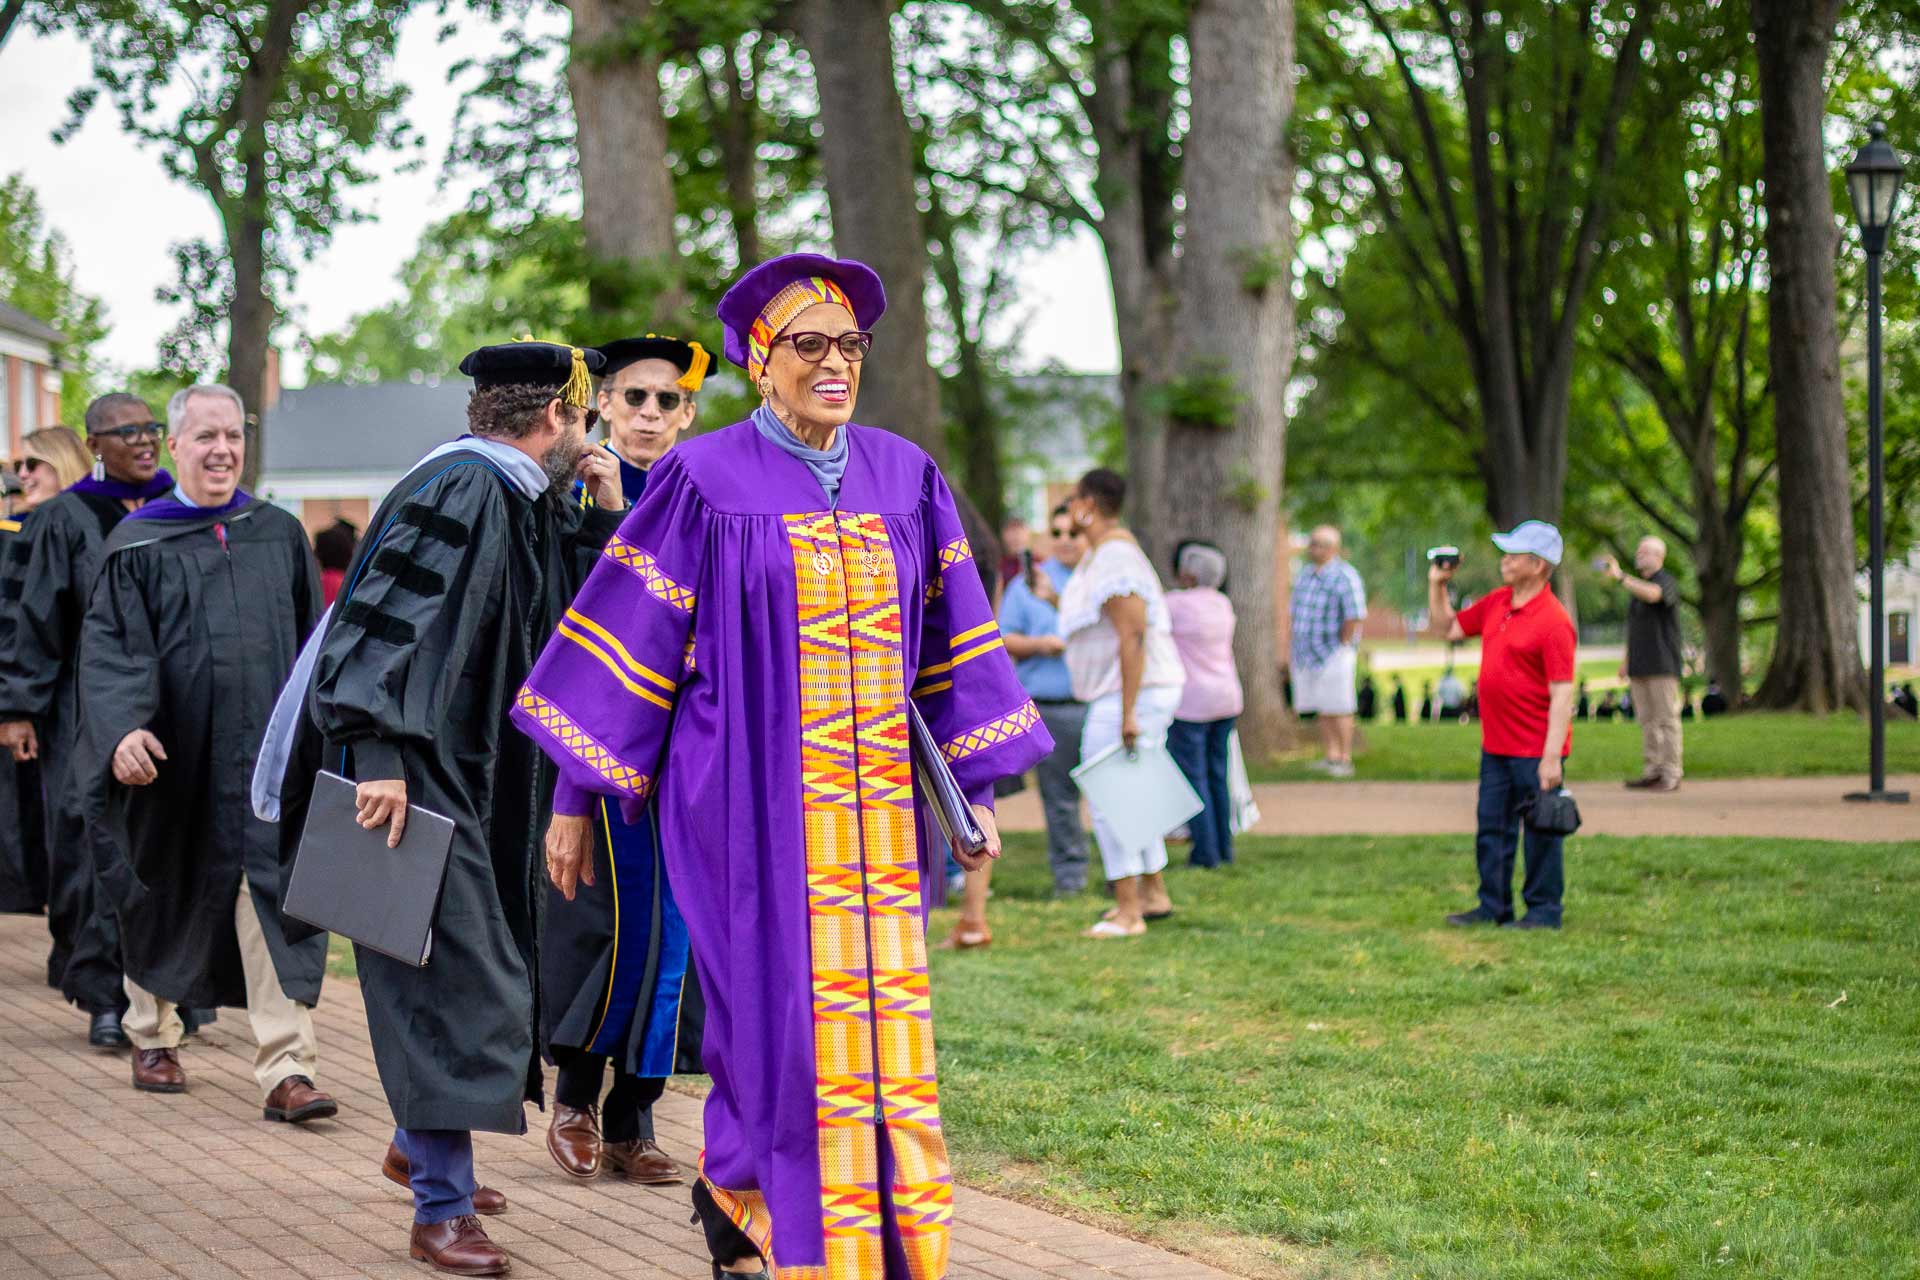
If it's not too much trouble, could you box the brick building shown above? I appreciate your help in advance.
[0,303,67,455]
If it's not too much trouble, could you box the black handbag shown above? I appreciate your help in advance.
[1523,787,1582,836]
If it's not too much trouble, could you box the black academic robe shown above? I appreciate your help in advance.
[74,500,328,1009]
[0,516,47,916]
[278,450,621,1134]
[0,488,134,1007]
[545,459,704,1079]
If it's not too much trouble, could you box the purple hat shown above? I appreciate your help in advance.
[717,253,887,379]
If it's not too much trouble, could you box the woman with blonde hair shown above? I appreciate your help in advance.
[15,428,94,508]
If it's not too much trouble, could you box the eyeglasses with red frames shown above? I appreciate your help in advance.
[775,331,874,363]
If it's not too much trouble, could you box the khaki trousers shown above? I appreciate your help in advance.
[1629,674,1684,783]
[124,876,318,1100]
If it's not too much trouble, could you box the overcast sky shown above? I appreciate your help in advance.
[0,13,1120,387]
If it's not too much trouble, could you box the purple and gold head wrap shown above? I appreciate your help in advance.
[717,253,888,382]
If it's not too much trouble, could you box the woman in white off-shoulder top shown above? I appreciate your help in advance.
[1057,468,1185,938]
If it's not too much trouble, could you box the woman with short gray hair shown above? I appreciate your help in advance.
[1166,541,1244,868]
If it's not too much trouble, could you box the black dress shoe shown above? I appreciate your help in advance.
[1502,916,1562,931]
[1445,910,1505,927]
[89,1009,128,1049]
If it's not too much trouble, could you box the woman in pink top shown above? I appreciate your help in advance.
[1165,543,1244,867]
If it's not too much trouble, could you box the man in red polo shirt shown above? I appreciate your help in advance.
[1427,521,1577,929]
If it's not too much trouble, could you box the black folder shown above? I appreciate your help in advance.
[284,770,456,967]
[908,703,988,858]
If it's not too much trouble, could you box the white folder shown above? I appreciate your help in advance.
[1071,740,1204,841]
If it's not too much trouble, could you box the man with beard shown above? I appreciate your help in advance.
[542,334,709,1188]
[270,342,625,1276]
[0,395,174,1047]
[74,385,333,1114]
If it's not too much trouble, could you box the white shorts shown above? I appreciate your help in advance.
[1293,646,1358,716]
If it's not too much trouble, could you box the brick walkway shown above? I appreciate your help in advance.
[0,913,1235,1280]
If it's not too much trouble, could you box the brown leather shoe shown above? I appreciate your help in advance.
[409,1215,509,1276]
[132,1047,186,1093]
[263,1075,338,1123]
[546,1104,601,1179]
[382,1143,508,1216]
[604,1137,684,1184]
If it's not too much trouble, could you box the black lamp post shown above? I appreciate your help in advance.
[1845,121,1908,805]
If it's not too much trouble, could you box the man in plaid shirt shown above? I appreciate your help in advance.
[1290,526,1367,776]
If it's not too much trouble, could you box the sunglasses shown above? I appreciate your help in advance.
[91,422,164,445]
[1049,526,1077,540]
[11,458,49,475]
[775,331,874,363]
[618,388,686,412]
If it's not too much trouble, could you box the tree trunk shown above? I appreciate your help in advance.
[567,0,682,324]
[793,0,947,464]
[928,210,1004,526]
[718,45,761,268]
[1696,557,1745,711]
[1086,45,1178,556]
[1749,0,1864,712]
[229,213,273,489]
[0,0,29,52]
[225,0,298,491]
[1162,0,1295,760]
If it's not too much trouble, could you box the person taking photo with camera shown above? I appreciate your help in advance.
[1603,537,1685,792]
[1427,522,1577,930]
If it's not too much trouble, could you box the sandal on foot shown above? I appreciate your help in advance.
[936,925,992,950]
[1084,919,1146,939]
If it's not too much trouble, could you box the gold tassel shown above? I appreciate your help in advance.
[677,341,712,392]
[560,347,593,408]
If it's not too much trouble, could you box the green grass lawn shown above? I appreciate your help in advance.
[1252,712,1920,782]
[929,832,1920,1279]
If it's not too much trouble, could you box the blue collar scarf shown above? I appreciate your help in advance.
[751,404,848,507]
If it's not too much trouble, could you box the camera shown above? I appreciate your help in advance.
[1426,545,1461,570]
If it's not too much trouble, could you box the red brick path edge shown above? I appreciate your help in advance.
[0,913,1238,1280]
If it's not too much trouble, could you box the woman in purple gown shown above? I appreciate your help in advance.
[514,254,1050,1280]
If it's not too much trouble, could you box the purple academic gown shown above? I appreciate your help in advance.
[513,421,1050,1280]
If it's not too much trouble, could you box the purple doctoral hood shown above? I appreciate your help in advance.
[123,489,255,522]
[69,470,175,504]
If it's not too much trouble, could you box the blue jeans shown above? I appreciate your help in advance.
[395,1128,474,1224]
[1167,717,1237,868]
[1473,752,1565,924]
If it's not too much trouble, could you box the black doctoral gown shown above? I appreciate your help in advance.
[276,450,621,1134]
[0,487,136,1007]
[74,499,328,1009]
[543,459,704,1080]
[0,515,47,916]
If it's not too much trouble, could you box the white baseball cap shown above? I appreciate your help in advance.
[1492,520,1564,566]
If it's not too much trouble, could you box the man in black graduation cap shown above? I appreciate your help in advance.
[74,384,334,1116]
[0,393,175,1048]
[273,342,627,1276]
[541,334,709,1188]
